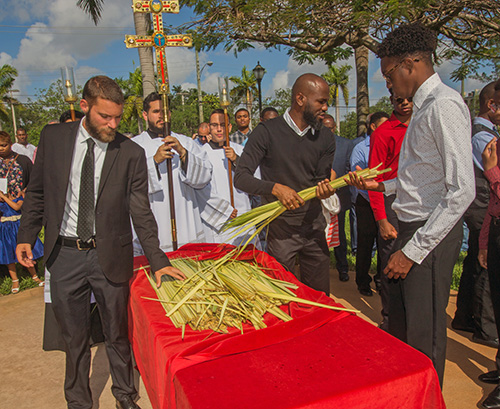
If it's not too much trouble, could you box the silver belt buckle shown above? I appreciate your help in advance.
[76,238,95,250]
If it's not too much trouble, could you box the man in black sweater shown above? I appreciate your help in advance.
[234,73,336,295]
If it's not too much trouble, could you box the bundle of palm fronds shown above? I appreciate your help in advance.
[222,164,391,249]
[143,256,357,338]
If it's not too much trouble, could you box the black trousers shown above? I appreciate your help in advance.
[376,195,398,326]
[48,244,136,409]
[454,227,496,340]
[486,219,500,370]
[355,195,379,289]
[388,220,462,387]
[333,209,349,274]
[267,217,330,295]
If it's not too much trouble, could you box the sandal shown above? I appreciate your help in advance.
[11,279,20,294]
[32,275,45,287]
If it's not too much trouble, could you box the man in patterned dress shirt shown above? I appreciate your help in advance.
[349,23,475,386]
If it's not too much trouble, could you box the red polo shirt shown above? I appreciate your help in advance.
[368,112,408,221]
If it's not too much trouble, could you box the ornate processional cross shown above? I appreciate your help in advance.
[125,0,192,95]
[125,0,192,251]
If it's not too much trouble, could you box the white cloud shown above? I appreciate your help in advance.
[0,52,14,67]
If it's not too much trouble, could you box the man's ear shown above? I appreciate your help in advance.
[228,123,232,133]
[142,110,148,122]
[295,92,306,108]
[80,99,89,114]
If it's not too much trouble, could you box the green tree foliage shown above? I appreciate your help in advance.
[322,64,351,133]
[263,88,292,115]
[0,64,18,127]
[229,66,257,124]
[17,80,79,146]
[178,0,500,136]
[115,67,145,136]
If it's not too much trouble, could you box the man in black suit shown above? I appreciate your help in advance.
[16,76,185,409]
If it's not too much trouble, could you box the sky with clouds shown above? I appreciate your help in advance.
[0,0,489,120]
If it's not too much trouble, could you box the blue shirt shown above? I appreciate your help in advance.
[472,117,500,171]
[350,135,370,201]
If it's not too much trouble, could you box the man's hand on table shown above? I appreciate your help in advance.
[155,266,187,288]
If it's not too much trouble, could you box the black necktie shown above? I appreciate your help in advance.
[77,138,95,242]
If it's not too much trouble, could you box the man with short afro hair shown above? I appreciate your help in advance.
[350,23,475,386]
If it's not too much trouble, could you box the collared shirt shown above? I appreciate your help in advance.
[283,108,311,137]
[479,142,500,249]
[12,142,36,162]
[350,135,370,202]
[368,112,408,221]
[471,116,500,171]
[230,129,251,145]
[59,120,108,238]
[384,73,475,264]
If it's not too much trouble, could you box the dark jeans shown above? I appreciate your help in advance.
[376,195,398,327]
[355,195,379,289]
[388,220,463,387]
[48,245,136,409]
[333,209,349,274]
[454,227,496,340]
[267,217,330,295]
[486,219,500,370]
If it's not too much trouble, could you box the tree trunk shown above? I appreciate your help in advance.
[355,45,369,137]
[246,88,253,128]
[133,12,156,98]
[335,88,341,134]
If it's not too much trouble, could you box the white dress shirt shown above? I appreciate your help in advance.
[59,120,108,238]
[12,142,36,162]
[283,108,311,137]
[384,73,475,264]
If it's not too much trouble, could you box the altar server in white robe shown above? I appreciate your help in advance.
[132,92,214,254]
[201,109,261,247]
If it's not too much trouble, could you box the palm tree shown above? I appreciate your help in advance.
[229,66,257,126]
[322,64,351,133]
[77,1,156,98]
[118,67,145,134]
[0,64,18,130]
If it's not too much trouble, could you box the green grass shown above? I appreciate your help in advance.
[329,211,465,291]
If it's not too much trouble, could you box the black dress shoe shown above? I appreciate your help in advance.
[358,286,373,297]
[339,272,349,282]
[479,370,500,384]
[473,334,500,349]
[116,396,141,409]
[482,385,500,408]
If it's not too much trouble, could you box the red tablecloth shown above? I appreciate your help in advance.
[129,244,445,409]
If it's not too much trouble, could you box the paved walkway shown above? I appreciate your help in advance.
[0,269,497,408]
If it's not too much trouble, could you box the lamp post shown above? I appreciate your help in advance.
[9,89,20,134]
[61,67,77,121]
[252,61,265,115]
[196,49,213,123]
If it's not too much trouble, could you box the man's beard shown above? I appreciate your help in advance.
[85,109,116,143]
[148,120,164,135]
[303,103,322,131]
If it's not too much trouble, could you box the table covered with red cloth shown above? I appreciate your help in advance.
[129,244,445,409]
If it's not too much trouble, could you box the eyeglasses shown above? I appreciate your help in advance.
[395,97,413,104]
[210,122,226,128]
[382,58,420,82]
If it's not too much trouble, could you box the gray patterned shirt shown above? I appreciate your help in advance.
[384,73,475,264]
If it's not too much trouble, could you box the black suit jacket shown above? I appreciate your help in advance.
[17,121,170,283]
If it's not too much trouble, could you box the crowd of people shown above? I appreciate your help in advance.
[2,21,500,409]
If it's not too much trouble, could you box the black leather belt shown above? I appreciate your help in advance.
[57,236,96,250]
